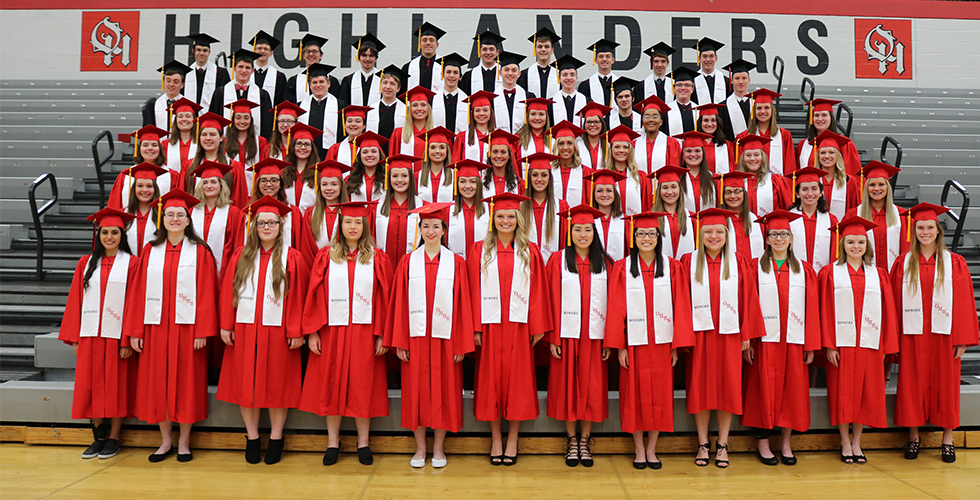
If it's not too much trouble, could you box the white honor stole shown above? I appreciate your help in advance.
[462,133,487,162]
[408,247,455,339]
[250,66,280,108]
[713,141,731,175]
[694,69,726,104]
[366,100,406,134]
[294,73,311,104]
[467,64,497,94]
[667,101,697,138]
[689,249,740,333]
[661,211,696,260]
[790,209,832,271]
[828,178,848,220]
[155,94,176,130]
[727,218,765,259]
[315,210,339,249]
[191,205,229,270]
[334,137,355,167]
[529,210,561,262]
[860,203,902,269]
[527,64,560,99]
[552,166,584,206]
[407,55,444,92]
[550,92,586,124]
[299,95,339,148]
[754,174,776,216]
[447,205,488,258]
[598,216,626,261]
[620,174,643,216]
[122,170,171,209]
[641,74,674,103]
[902,250,953,335]
[374,201,421,255]
[186,62,217,113]
[493,88,526,134]
[168,141,196,173]
[757,260,806,344]
[431,89,469,134]
[683,174,717,212]
[222,81,262,136]
[349,69,381,107]
[633,133,668,175]
[144,238,197,325]
[832,263,882,349]
[285,178,318,214]
[725,94,748,137]
[80,252,131,339]
[767,128,784,175]
[626,258,674,346]
[418,171,455,203]
[126,214,157,254]
[327,254,374,326]
[520,136,550,158]
[560,259,607,340]
[235,247,289,326]
[588,72,616,106]
[797,139,814,173]
[480,245,531,324]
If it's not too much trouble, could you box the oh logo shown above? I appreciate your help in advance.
[81,12,140,72]
[854,19,912,80]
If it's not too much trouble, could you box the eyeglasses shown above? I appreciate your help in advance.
[293,141,313,149]
[635,230,659,239]
[163,213,187,220]
[255,220,280,228]
[258,178,281,185]
[674,83,694,89]
[767,231,792,240]
[277,119,296,126]
[303,49,321,56]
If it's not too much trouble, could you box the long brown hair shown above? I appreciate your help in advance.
[380,166,419,216]
[329,215,375,265]
[693,225,731,283]
[232,216,289,306]
[310,175,349,242]
[134,140,166,166]
[83,229,134,289]
[452,176,486,217]
[482,150,520,193]
[686,147,716,208]
[224,120,259,166]
[759,236,801,274]
[147,207,213,256]
[747,101,780,136]
[651,180,688,236]
[520,169,557,244]
[835,235,875,266]
[347,148,388,197]
[467,106,497,145]
[418,149,455,188]
[184,134,231,192]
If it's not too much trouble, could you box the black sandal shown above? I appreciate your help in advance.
[503,442,519,466]
[941,444,956,463]
[579,436,595,468]
[840,448,854,464]
[715,443,730,468]
[564,434,579,467]
[695,442,710,467]
[854,453,867,464]
[904,438,920,460]
[490,455,504,466]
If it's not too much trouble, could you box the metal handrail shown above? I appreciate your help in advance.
[880,136,903,188]
[91,130,114,209]
[836,102,854,137]
[800,77,815,105]
[941,180,970,253]
[215,51,228,68]
[772,56,785,114]
[28,173,59,281]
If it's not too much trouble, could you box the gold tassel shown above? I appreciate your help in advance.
[286,130,291,155]
[610,84,614,108]
[441,57,445,80]
[156,198,163,228]
[835,225,840,259]
[808,102,813,125]
[231,53,235,72]
[589,182,595,207]
[566,214,572,247]
[652,173,658,206]
[357,37,361,55]
[695,212,700,249]
[628,217,635,248]
[496,56,500,81]
[749,98,755,121]
[423,131,429,163]
[384,159,390,191]
[694,117,698,132]
[161,71,164,92]
[273,106,278,129]
[196,119,200,143]
[718,173,724,205]
[453,169,458,197]
[670,72,675,96]
[134,130,138,158]
[696,41,700,67]
[791,173,796,203]
[907,211,912,243]
[418,30,422,53]
[251,35,257,50]
[413,219,419,250]
[467,101,471,125]
[592,46,596,66]
[735,141,740,164]
[246,206,252,229]
[524,158,530,190]
[378,69,384,94]
[533,35,537,58]
[860,171,865,194]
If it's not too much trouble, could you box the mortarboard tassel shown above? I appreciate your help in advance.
[161,71,165,92]
[695,212,700,249]
[696,41,700,67]
[273,105,278,129]
[251,35,257,50]
[907,211,912,243]
[728,68,732,92]
[357,37,361,55]
[168,102,174,130]
[835,225,840,259]
[453,169,458,197]
[133,130,138,158]
[286,129,291,155]
[629,217,635,248]
[652,173,658,206]
[384,158,390,191]
[196,118,200,143]
[718,173,724,205]
[413,219,419,250]
[423,131,429,163]
[418,29,421,53]
[592,45,596,66]
[749,98,754,122]
[670,72,675,96]
[440,57,445,79]
[156,198,163,228]
[496,56,500,81]
[533,35,537,59]
[791,172,797,203]
[524,158,530,190]
[808,102,813,125]
[378,69,384,94]
[231,53,235,73]
[566,213,572,247]
[860,170,865,194]
[610,84,614,109]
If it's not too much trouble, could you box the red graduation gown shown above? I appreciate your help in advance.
[199,204,244,279]
[557,165,595,203]
[737,127,798,174]
[216,247,309,409]
[728,214,757,261]
[680,252,765,415]
[467,241,552,422]
[384,198,413,267]
[384,250,475,431]
[741,259,822,432]
[303,205,339,250]
[235,136,270,165]
[129,209,153,257]
[178,159,249,209]
[605,257,695,433]
[298,248,392,418]
[388,126,427,170]
[639,134,681,174]
[798,210,840,264]
[126,240,219,424]
[703,140,735,174]
[793,136,862,176]
[844,206,909,270]
[452,130,487,162]
[891,252,979,429]
[817,263,899,427]
[59,254,141,420]
[108,169,180,211]
[544,252,610,423]
[743,173,792,215]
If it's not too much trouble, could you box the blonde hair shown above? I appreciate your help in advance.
[402,103,434,143]
[418,148,455,188]
[903,221,947,296]
[329,215,376,265]
[310,175,350,242]
[736,150,771,188]
[652,181,688,236]
[481,209,531,276]
[604,142,641,183]
[746,102,779,136]
[192,175,232,208]
[822,149,847,189]
[232,216,289,306]
[759,236,801,274]
[835,234,875,266]
[520,170,557,244]
[552,136,582,169]
[859,180,899,227]
[518,120,552,150]
[694,225,731,283]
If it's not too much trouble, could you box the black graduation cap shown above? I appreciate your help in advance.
[527,27,560,44]
[439,52,469,69]
[354,32,386,53]
[696,37,725,54]
[474,30,506,48]
[158,60,191,76]
[670,65,700,82]
[299,34,329,50]
[304,63,336,78]
[378,64,409,83]
[612,76,639,94]
[250,30,281,50]
[230,48,260,66]
[722,58,757,75]
[643,42,676,58]
[552,54,585,71]
[188,33,219,48]
[587,38,619,54]
[415,22,446,40]
[497,51,526,68]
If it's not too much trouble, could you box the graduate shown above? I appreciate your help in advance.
[126,190,218,463]
[492,51,530,134]
[120,163,169,256]
[579,39,618,106]
[209,49,273,139]
[431,53,470,134]
[190,161,244,274]
[298,63,345,160]
[604,211,695,469]
[299,201,393,466]
[416,126,456,203]
[59,208,140,460]
[632,96,681,174]
[788,167,840,272]
[719,59,755,141]
[467,193,552,466]
[339,33,385,108]
[389,85,436,167]
[482,129,524,196]
[681,208,765,469]
[304,160,351,251]
[604,125,644,216]
[694,103,735,174]
[403,22,446,91]
[280,122,322,213]
[181,112,250,208]
[546,205,612,468]
[143,60,190,129]
[375,154,423,266]
[676,131,718,212]
[447,159,490,258]
[345,131,389,203]
[517,97,553,157]
[165,98,202,172]
[576,101,611,169]
[892,203,980,463]
[266,101,305,161]
[548,55,589,126]
[367,65,408,140]
[461,30,504,95]
[796,98,862,176]
[223,99,269,192]
[286,34,340,104]
[519,27,562,100]
[634,42,675,103]
[249,30,288,106]
[247,158,317,265]
[453,90,497,162]
[693,37,730,105]
[108,126,174,211]
[325,105,372,165]
[522,152,568,262]
[735,134,792,216]
[218,196,310,465]
[648,165,697,259]
[845,161,908,270]
[741,89,796,175]
[715,171,765,260]
[665,66,700,137]
[610,77,643,135]
[811,130,861,220]
[742,210,821,466]
[384,203,476,469]
[183,33,230,113]
[549,120,592,206]
[818,215,899,464]
[588,170,628,261]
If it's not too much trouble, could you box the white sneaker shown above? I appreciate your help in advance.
[432,456,448,468]
[410,456,426,468]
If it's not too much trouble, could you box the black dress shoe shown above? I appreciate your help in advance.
[632,460,646,470]
[358,446,373,465]
[245,438,262,464]
[177,451,193,463]
[265,438,284,465]
[148,446,174,463]
[757,451,779,466]
[780,454,797,466]
[323,447,340,466]
[647,460,663,470]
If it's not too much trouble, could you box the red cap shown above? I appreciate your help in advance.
[400,85,436,103]
[341,105,372,120]
[648,164,688,184]
[788,166,826,185]
[450,159,491,178]
[154,189,200,212]
[695,103,726,116]
[289,122,322,143]
[524,152,559,170]
[736,133,773,152]
[170,97,203,116]
[626,211,669,230]
[332,201,378,219]
[713,170,754,190]
[246,195,291,218]
[225,98,259,116]
[481,129,520,149]
[271,101,306,119]
[417,126,454,145]
[464,90,498,109]
[586,169,627,185]
[676,130,714,149]
[748,88,781,105]
[193,160,233,179]
[859,160,901,180]
[125,162,168,180]
[126,125,169,144]
[606,124,640,144]
[86,207,136,229]
[576,101,612,119]
[248,158,291,177]
[634,95,671,116]
[558,204,605,225]
[482,192,530,211]
[807,98,841,114]
[814,130,848,151]
[831,214,878,237]
[754,209,801,232]
[907,202,950,223]
[197,112,232,131]
[548,120,585,139]
[409,202,455,223]
[695,208,739,228]
[353,130,386,150]
[386,153,421,172]
[315,160,354,179]
[521,97,553,112]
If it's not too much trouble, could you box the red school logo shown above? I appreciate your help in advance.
[854,19,912,80]
[81,11,140,72]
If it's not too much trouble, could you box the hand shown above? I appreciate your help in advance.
[743,345,755,365]
[130,338,143,353]
[193,338,207,351]
[397,347,410,363]
[374,336,387,356]
[670,348,678,367]
[72,342,79,356]
[741,340,750,352]
[119,346,134,359]
[220,328,234,346]
[618,348,629,369]
[549,343,561,360]
[827,348,839,367]
[308,332,322,355]
[453,354,464,364]
[803,350,814,365]
[287,337,304,350]
[474,332,483,347]
[601,347,611,361]
[531,333,544,346]
[954,345,967,359]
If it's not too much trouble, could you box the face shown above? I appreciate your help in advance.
[641,109,663,133]
[528,109,548,130]
[683,146,703,167]
[202,176,222,199]
[812,110,832,132]
[359,146,380,167]
[410,100,429,121]
[611,142,630,162]
[699,50,717,72]
[389,167,411,194]
[660,181,680,205]
[428,142,448,163]
[818,147,838,170]
[320,176,341,202]
[303,45,322,66]
[723,187,744,209]
[732,72,750,94]
[702,224,727,252]
[560,69,578,91]
[420,36,439,58]
[489,145,510,167]
[358,48,377,71]
[277,114,297,134]
[176,111,195,132]
[556,137,576,160]
[635,226,659,252]
[843,235,867,260]
[742,149,763,172]
[253,43,272,64]
[867,178,889,202]
[594,184,616,208]
[443,66,460,88]
[163,207,190,234]
[458,176,479,199]
[583,116,603,137]
[342,215,364,242]
[380,76,400,98]
[571,223,594,250]
[755,103,772,123]
[234,112,252,132]
[255,213,281,244]
[493,209,517,235]
[915,220,939,247]
[797,182,822,207]
[536,40,553,61]
[480,44,498,65]
[140,140,160,162]
[674,80,693,101]
[134,179,155,203]
[99,226,122,252]
[652,55,669,76]
[234,60,253,83]
[473,105,492,125]
[530,169,550,193]
[767,228,792,253]
[615,90,633,111]
[345,116,365,136]
[258,174,281,196]
[193,45,210,66]
[310,76,329,99]
[292,139,313,160]
[700,115,718,134]
[420,219,446,243]
[501,64,520,85]
[200,128,221,151]
[595,52,614,72]
[164,73,183,96]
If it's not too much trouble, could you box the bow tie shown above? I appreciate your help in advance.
[504,89,516,97]
[235,83,248,92]
[539,65,549,74]
[257,68,266,75]
[167,98,175,108]
[679,103,692,111]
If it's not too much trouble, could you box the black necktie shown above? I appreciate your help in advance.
[704,75,715,101]
[538,66,549,99]
[254,69,267,87]
[600,76,611,85]
[167,98,175,108]
[564,95,575,120]
[361,73,371,105]
[655,79,666,100]
[256,69,266,76]
[445,93,459,131]
[197,67,205,78]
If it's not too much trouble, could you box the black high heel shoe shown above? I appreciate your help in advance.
[714,444,729,468]
[904,438,920,460]
[578,436,595,468]
[564,434,579,467]
[695,442,710,467]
